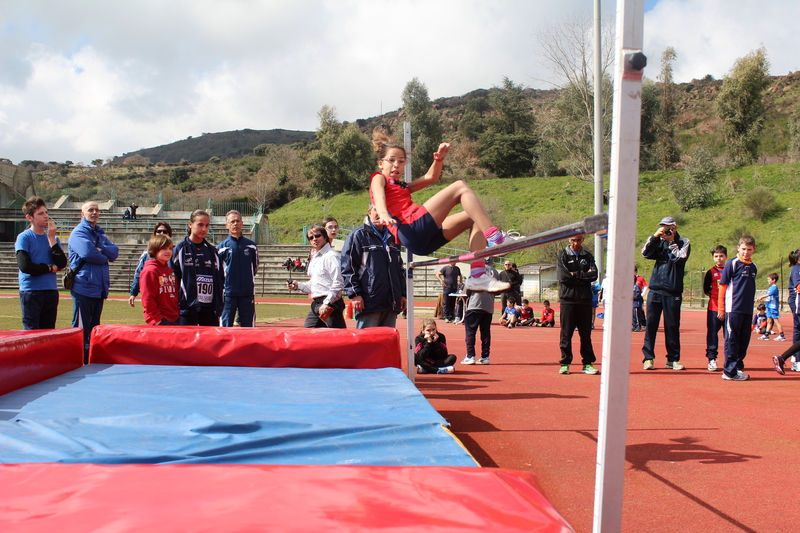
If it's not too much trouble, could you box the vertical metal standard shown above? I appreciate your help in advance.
[594,0,605,281]
[592,1,645,532]
[403,122,416,382]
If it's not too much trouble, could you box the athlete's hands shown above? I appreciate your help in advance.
[377,211,396,226]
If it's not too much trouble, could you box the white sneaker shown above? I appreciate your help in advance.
[792,362,800,372]
[478,357,490,365]
[464,275,510,293]
[775,336,787,342]
[436,366,455,374]
[461,356,476,365]
[707,359,718,371]
[758,335,770,340]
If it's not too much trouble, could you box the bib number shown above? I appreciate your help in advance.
[196,274,213,304]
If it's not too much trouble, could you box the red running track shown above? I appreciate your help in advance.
[266,306,798,533]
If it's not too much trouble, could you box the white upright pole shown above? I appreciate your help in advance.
[403,122,416,382]
[594,0,605,281]
[592,1,645,532]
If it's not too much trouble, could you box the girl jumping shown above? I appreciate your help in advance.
[369,128,510,293]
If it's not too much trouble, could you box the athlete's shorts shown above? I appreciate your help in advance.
[395,208,450,257]
[766,307,780,319]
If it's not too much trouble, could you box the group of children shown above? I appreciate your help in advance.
[702,237,798,381]
[499,299,556,329]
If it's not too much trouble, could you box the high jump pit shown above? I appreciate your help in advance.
[0,325,573,532]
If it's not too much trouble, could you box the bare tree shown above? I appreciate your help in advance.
[248,145,306,212]
[536,12,615,181]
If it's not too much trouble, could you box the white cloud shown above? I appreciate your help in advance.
[0,0,796,164]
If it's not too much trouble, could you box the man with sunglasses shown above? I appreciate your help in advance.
[287,224,346,328]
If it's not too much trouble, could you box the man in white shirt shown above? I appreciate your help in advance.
[287,224,346,328]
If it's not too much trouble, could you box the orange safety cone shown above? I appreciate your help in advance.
[345,300,354,319]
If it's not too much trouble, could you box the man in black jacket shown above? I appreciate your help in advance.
[556,235,599,375]
[640,216,691,370]
[341,205,406,328]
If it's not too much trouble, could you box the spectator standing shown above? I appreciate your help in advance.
[788,250,800,343]
[287,224,346,328]
[341,205,406,328]
[641,216,691,370]
[557,235,599,375]
[437,261,462,323]
[632,278,645,331]
[69,201,119,361]
[462,265,498,365]
[633,266,648,328]
[129,222,173,307]
[171,210,224,326]
[755,273,786,341]
[322,216,339,242]
[130,202,138,220]
[15,196,67,330]
[718,235,758,381]
[499,260,522,311]
[702,245,727,371]
[140,235,180,326]
[217,210,259,327]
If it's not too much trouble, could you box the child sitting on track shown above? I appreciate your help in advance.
[537,300,556,327]
[518,299,536,326]
[414,318,457,374]
[369,128,510,294]
[500,298,519,328]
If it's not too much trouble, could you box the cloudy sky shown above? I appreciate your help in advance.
[1,0,797,164]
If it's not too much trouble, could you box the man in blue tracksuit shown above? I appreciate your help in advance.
[69,201,119,362]
[641,216,691,370]
[340,204,406,328]
[217,210,259,327]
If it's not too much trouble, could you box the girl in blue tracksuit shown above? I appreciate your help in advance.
[170,210,224,326]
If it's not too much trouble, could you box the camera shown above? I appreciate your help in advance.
[664,229,673,236]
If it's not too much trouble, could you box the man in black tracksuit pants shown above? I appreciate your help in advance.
[641,216,691,369]
[557,235,599,374]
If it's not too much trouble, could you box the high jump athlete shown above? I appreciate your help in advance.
[369,128,510,293]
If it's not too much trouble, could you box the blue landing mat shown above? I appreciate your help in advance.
[0,365,476,467]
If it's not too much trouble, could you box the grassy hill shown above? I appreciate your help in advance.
[267,162,800,295]
[114,128,316,164]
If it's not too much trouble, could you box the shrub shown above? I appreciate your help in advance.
[743,186,776,222]
[671,144,718,211]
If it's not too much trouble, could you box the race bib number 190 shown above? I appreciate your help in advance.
[196,274,214,304]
